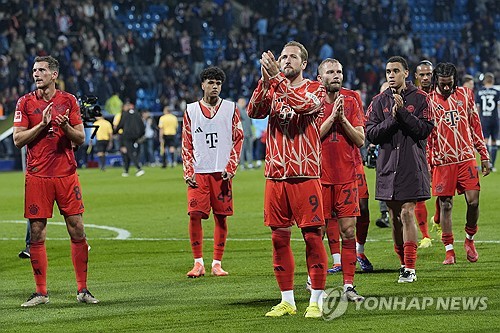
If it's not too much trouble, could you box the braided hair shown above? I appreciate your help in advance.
[432,62,457,92]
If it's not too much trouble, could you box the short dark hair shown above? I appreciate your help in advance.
[432,62,458,90]
[200,66,226,83]
[387,56,409,71]
[34,55,59,72]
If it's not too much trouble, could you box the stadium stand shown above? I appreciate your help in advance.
[0,0,498,169]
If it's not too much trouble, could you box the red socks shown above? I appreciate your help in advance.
[326,218,340,255]
[403,241,417,269]
[355,214,370,245]
[303,228,328,290]
[71,238,89,292]
[213,214,228,261]
[394,244,405,266]
[271,228,294,291]
[415,201,430,238]
[189,212,203,259]
[465,224,477,238]
[30,241,48,295]
[442,232,454,246]
[341,238,356,285]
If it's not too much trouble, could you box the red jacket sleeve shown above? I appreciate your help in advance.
[181,111,195,179]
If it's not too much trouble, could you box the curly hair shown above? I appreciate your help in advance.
[200,66,226,83]
[432,62,457,91]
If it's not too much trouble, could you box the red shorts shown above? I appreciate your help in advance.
[432,160,480,196]
[264,178,324,229]
[322,180,360,219]
[187,173,233,218]
[25,173,85,218]
[355,164,369,199]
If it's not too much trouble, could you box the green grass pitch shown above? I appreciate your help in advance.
[0,165,499,332]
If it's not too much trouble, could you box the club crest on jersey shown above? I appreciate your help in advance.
[55,104,66,114]
[457,101,463,107]
[14,111,22,122]
[383,107,389,113]
[407,105,415,113]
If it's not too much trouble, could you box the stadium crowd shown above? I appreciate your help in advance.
[0,0,498,160]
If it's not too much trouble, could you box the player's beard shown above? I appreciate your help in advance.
[325,82,341,93]
[282,67,301,80]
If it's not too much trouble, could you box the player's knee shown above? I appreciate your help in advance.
[467,198,479,209]
[441,199,453,212]
[341,226,355,239]
[400,207,414,223]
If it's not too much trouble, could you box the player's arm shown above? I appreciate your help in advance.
[339,99,365,147]
[394,94,434,140]
[223,106,244,180]
[272,74,325,115]
[181,111,196,186]
[247,79,273,119]
[54,109,85,146]
[13,101,53,148]
[365,99,399,144]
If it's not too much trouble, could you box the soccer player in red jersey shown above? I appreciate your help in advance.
[413,60,435,248]
[427,62,490,265]
[248,41,327,318]
[317,58,365,302]
[339,87,374,272]
[315,67,373,275]
[13,56,99,307]
[366,56,434,283]
[182,66,243,278]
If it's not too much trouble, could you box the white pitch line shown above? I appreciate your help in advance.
[0,220,131,240]
[1,220,499,243]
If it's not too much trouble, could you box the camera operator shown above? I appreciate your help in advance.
[13,55,99,306]
[114,100,146,177]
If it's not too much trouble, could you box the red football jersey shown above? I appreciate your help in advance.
[321,95,365,184]
[248,73,325,179]
[341,88,365,166]
[13,90,82,177]
[427,87,489,166]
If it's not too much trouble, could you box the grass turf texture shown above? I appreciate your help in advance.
[1,166,499,332]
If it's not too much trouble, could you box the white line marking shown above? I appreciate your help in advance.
[2,220,499,243]
[0,220,131,240]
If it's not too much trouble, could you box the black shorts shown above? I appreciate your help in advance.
[163,135,177,148]
[95,140,109,153]
[481,118,499,142]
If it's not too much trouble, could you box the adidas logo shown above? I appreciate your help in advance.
[34,108,42,114]
[311,263,324,269]
[274,266,285,272]
[192,241,200,246]
[217,242,225,247]
[311,215,322,223]
[224,206,233,212]
[194,127,203,133]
